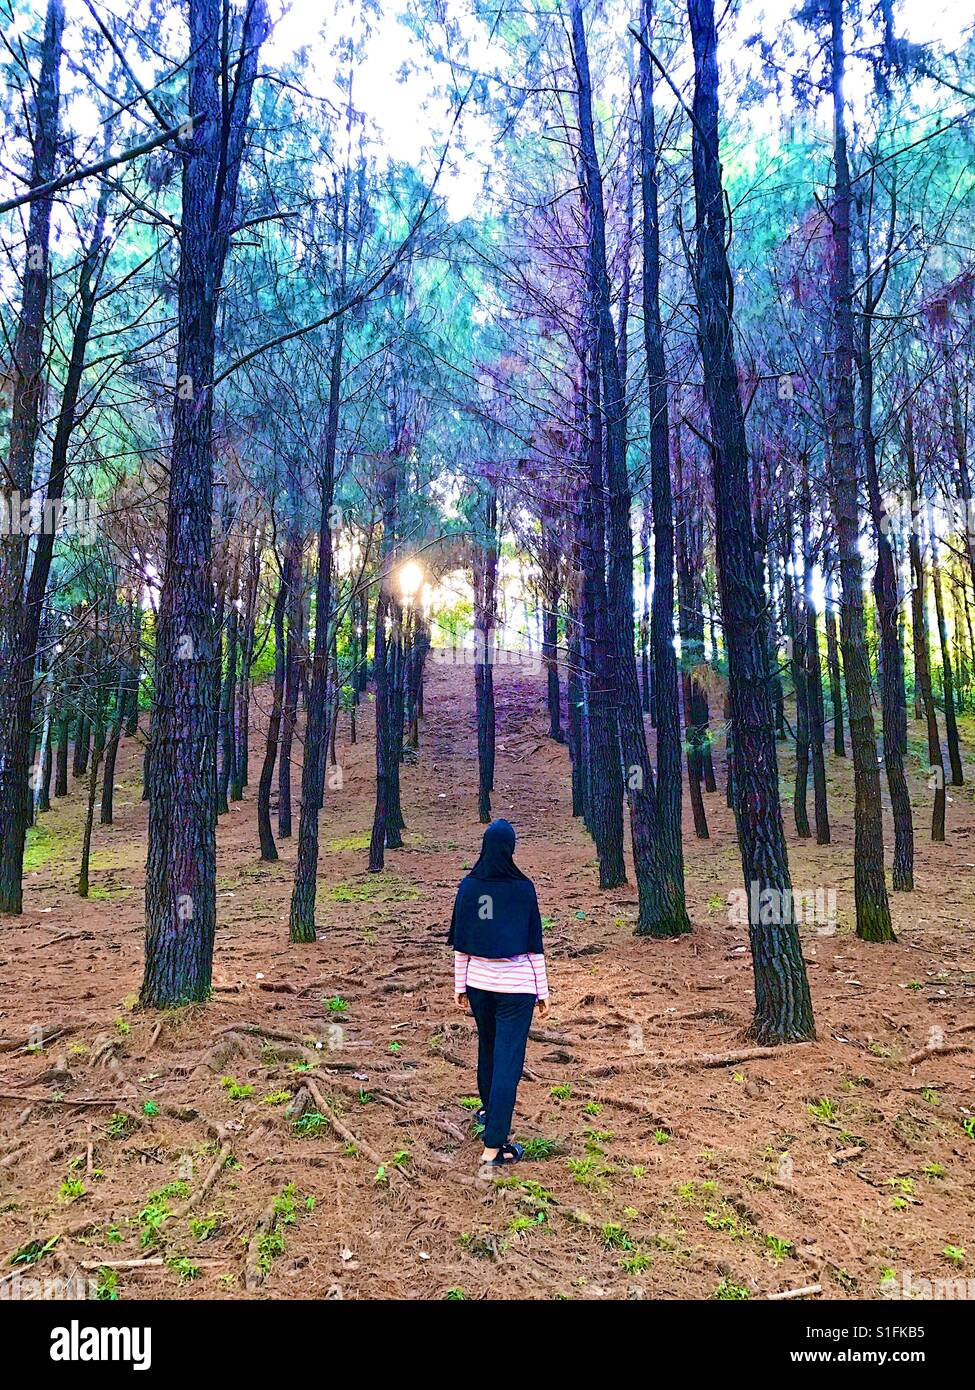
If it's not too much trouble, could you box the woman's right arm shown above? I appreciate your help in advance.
[528,952,550,1015]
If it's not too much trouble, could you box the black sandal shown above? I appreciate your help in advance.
[487,1141,525,1165]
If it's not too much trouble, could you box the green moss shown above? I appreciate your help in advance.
[326,832,372,853]
[24,823,57,873]
[326,874,420,904]
[86,884,136,902]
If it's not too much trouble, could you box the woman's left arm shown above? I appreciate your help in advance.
[453,951,470,1008]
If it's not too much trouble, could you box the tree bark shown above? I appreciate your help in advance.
[639,0,690,931]
[0,0,64,914]
[906,412,945,840]
[688,0,815,1038]
[826,0,893,941]
[573,0,681,923]
[857,243,913,889]
[141,0,268,1006]
[474,486,498,824]
[289,313,344,939]
[257,570,287,861]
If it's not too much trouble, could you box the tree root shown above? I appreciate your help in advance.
[304,1079,392,1172]
[906,1042,972,1066]
[171,1142,232,1219]
[586,1043,813,1080]
[244,1199,279,1293]
[0,1022,78,1053]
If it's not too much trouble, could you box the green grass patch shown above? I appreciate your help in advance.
[326,874,420,904]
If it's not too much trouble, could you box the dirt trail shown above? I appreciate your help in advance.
[1,658,973,1300]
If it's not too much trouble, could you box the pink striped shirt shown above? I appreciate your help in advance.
[454,951,549,999]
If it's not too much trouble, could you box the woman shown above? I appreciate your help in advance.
[448,819,550,1167]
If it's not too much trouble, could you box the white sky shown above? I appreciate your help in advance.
[260,0,975,220]
[5,0,970,222]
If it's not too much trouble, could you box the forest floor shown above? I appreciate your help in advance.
[1,656,974,1302]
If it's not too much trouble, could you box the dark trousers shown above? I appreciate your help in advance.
[466,987,535,1148]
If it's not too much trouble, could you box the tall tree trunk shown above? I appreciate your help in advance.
[277,528,302,838]
[858,261,913,888]
[687,0,815,1039]
[930,526,964,787]
[639,0,690,932]
[100,667,127,826]
[73,707,91,779]
[217,585,239,816]
[801,471,830,844]
[79,741,104,900]
[823,556,846,756]
[0,0,65,914]
[906,414,945,840]
[257,569,287,861]
[289,315,344,939]
[368,488,404,866]
[639,507,652,717]
[573,0,680,922]
[576,319,625,883]
[826,0,893,941]
[142,0,268,1006]
[782,506,811,838]
[474,486,498,824]
[369,309,409,870]
[234,535,259,796]
[55,701,69,797]
[674,432,710,840]
[540,504,564,741]
[566,559,586,820]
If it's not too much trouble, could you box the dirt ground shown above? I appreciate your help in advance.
[1,656,973,1301]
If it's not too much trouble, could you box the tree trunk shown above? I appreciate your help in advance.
[573,0,677,919]
[674,431,709,840]
[217,587,238,816]
[277,528,302,838]
[474,486,498,824]
[100,668,127,826]
[540,504,564,741]
[930,528,964,787]
[801,472,830,844]
[826,0,893,941]
[234,536,259,796]
[688,0,815,1039]
[782,506,811,839]
[639,0,690,932]
[639,507,652,717]
[858,264,913,888]
[141,0,268,1007]
[906,414,945,840]
[289,314,344,939]
[0,0,64,914]
[257,571,287,861]
[55,702,69,797]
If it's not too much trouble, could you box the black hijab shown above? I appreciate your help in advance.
[448,820,544,958]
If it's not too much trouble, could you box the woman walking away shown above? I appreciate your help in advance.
[449,819,550,1169]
